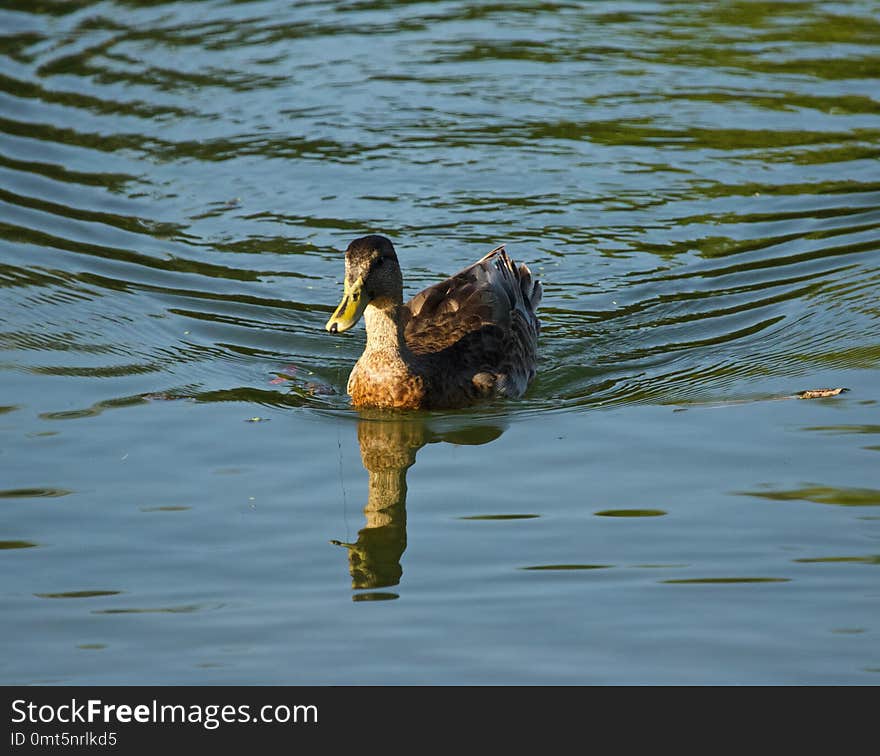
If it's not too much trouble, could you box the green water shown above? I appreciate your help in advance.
[1,0,879,684]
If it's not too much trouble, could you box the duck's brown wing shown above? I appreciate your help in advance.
[402,245,542,399]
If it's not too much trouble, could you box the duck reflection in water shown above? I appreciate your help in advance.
[332,412,506,595]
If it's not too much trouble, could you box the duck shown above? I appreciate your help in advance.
[325,235,542,409]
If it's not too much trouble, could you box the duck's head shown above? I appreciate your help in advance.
[326,235,403,333]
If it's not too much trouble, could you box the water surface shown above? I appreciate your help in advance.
[1,0,879,684]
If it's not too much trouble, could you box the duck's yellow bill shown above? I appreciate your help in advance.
[325,278,367,333]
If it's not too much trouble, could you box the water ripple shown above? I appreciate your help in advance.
[0,0,877,416]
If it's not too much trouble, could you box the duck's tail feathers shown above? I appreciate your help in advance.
[478,244,542,309]
[478,244,508,263]
[470,243,542,324]
[517,262,542,313]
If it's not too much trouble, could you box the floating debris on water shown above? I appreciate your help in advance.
[796,388,849,399]
[269,364,299,384]
[268,363,335,397]
[245,416,270,423]
[672,387,851,410]
[305,382,335,396]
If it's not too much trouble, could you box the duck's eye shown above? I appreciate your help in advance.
[375,257,384,268]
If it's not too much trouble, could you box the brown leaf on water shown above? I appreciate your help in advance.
[796,388,849,399]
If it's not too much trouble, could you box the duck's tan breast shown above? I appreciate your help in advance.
[348,353,427,409]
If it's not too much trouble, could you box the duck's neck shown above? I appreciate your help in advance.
[363,298,408,358]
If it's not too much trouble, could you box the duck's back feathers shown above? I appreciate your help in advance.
[401,245,541,405]
[404,246,540,349]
